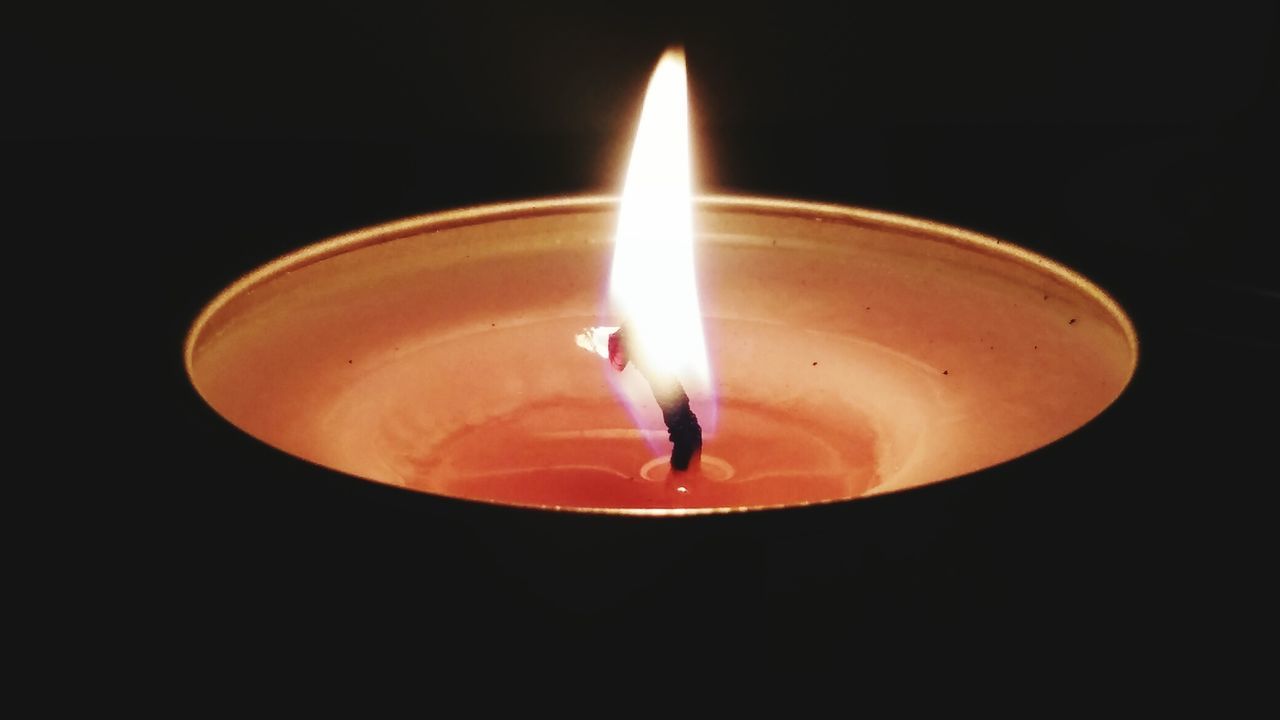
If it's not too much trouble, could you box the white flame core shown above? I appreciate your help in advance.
[608,49,711,394]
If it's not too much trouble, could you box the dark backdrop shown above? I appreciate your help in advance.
[10,3,1276,683]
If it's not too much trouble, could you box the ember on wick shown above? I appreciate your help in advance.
[607,326,703,470]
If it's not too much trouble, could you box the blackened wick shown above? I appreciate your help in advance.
[608,327,703,470]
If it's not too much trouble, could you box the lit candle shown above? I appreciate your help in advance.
[185,50,1136,514]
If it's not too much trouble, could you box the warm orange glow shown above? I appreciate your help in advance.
[188,195,1138,513]
[607,49,711,396]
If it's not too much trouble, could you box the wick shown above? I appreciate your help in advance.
[608,327,703,471]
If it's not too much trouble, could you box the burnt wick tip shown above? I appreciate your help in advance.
[609,326,704,471]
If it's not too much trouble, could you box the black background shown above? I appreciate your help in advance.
[10,3,1277,683]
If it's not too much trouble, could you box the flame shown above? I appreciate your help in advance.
[607,48,712,400]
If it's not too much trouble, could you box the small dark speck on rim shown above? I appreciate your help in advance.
[491,322,496,327]
[347,359,352,364]
[812,361,818,366]
[1044,294,1049,300]
[1069,318,1077,325]
[865,306,871,310]
[942,369,949,375]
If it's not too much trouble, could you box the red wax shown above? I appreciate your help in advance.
[186,197,1137,514]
